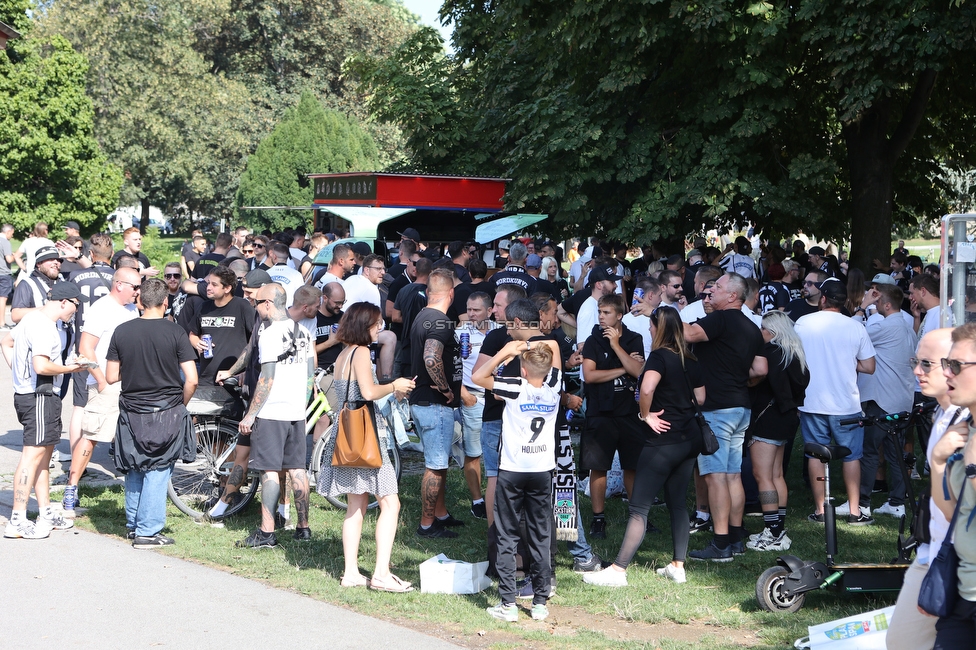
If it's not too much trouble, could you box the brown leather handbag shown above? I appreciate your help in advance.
[332,347,383,469]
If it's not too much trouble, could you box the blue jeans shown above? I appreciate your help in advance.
[411,403,456,470]
[125,465,174,537]
[566,505,593,561]
[481,420,502,477]
[697,407,751,475]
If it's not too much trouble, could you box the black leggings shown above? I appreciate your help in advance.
[615,439,698,569]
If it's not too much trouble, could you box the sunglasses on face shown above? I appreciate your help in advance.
[254,243,265,249]
[253,298,270,307]
[242,249,254,254]
[942,358,976,375]
[165,273,181,279]
[910,357,938,373]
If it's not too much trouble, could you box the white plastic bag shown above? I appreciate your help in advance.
[420,553,492,594]
[797,606,894,650]
[578,452,625,499]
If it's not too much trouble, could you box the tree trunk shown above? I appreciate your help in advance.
[140,196,149,236]
[845,110,894,275]
[845,70,937,275]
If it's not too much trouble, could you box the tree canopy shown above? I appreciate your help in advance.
[0,2,122,234]
[236,92,380,232]
[354,0,976,268]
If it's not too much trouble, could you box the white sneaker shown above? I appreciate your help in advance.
[747,530,792,551]
[582,566,628,587]
[656,563,687,584]
[4,519,50,539]
[874,501,906,518]
[748,527,774,543]
[39,512,74,531]
[833,501,851,516]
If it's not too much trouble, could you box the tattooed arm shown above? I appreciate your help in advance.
[239,361,275,434]
[423,338,452,404]
[216,343,252,384]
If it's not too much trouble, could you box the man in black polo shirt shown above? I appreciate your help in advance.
[684,272,766,561]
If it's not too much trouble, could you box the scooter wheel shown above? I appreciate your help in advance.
[756,566,806,613]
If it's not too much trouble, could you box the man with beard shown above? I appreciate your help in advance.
[787,270,827,322]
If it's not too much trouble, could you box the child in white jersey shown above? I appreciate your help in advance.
[472,338,562,623]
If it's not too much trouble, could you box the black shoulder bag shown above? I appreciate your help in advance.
[681,359,719,456]
[918,457,966,617]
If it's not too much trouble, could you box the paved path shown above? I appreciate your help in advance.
[0,332,458,650]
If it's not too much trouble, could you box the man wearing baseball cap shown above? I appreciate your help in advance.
[794,278,876,526]
[575,263,621,350]
[2,283,88,539]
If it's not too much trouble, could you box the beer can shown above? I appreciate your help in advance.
[631,287,645,308]
[201,334,213,359]
[459,331,471,359]
[496,362,506,376]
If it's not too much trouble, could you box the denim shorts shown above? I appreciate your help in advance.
[697,407,750,476]
[799,412,864,461]
[750,435,787,447]
[481,419,502,477]
[411,403,456,470]
[458,394,484,458]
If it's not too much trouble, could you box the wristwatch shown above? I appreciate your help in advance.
[966,464,976,479]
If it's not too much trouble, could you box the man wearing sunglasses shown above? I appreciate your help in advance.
[786,270,827,322]
[62,267,140,517]
[841,283,915,520]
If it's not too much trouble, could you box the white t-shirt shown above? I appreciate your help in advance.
[257,319,313,420]
[456,320,498,389]
[267,264,304,308]
[313,271,343,291]
[918,405,969,564]
[719,252,756,279]
[680,299,706,323]
[622,312,651,359]
[795,310,876,415]
[82,296,138,385]
[575,296,599,349]
[493,368,561,473]
[11,311,63,394]
[17,237,55,280]
[342,274,382,310]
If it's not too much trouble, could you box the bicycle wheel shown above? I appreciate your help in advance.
[311,432,401,511]
[167,418,258,518]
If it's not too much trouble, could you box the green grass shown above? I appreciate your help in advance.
[72,443,916,650]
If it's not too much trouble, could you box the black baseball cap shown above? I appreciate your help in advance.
[49,282,88,302]
[590,264,622,284]
[817,277,847,302]
[398,228,420,242]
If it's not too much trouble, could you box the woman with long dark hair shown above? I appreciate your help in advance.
[583,307,705,586]
[746,311,809,551]
[317,303,415,591]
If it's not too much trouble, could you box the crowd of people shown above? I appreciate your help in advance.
[2,221,973,638]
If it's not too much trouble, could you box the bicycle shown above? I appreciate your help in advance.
[167,377,259,519]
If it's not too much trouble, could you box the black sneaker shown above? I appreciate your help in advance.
[807,512,825,524]
[688,541,734,563]
[273,512,290,530]
[417,520,459,539]
[132,533,175,549]
[236,529,278,548]
[847,512,875,526]
[470,501,488,520]
[437,513,465,527]
[293,527,312,541]
[646,520,661,534]
[730,540,746,555]
[872,479,889,494]
[651,496,665,507]
[689,516,713,534]
[572,554,603,573]
[126,530,136,540]
[589,517,606,539]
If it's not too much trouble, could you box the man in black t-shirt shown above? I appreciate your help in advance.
[757,263,791,315]
[580,294,645,539]
[787,270,826,322]
[189,266,255,386]
[409,269,464,539]
[684,272,767,561]
[192,232,232,279]
[490,241,536,296]
[106,278,198,547]
[111,227,156,277]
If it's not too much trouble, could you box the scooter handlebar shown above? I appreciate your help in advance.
[839,417,863,426]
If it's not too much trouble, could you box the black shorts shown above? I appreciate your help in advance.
[0,273,12,299]
[249,418,305,471]
[236,433,251,447]
[579,413,644,472]
[72,369,90,407]
[14,392,62,447]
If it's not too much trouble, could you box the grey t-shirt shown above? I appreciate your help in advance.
[0,236,12,275]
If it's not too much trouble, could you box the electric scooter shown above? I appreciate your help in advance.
[756,405,929,613]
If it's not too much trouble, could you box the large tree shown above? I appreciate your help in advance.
[235,92,380,232]
[0,1,122,234]
[354,1,976,266]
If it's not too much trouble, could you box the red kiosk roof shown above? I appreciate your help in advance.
[308,173,508,212]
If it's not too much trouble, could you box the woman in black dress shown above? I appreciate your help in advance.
[583,307,704,587]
